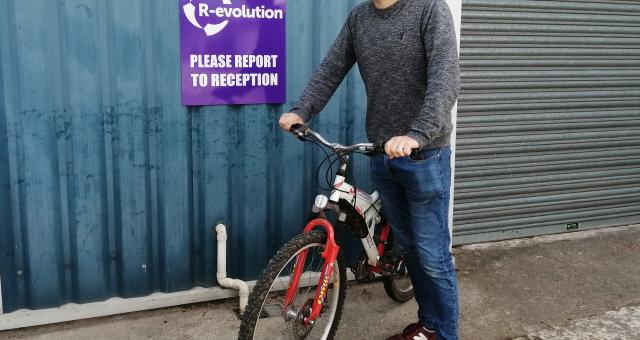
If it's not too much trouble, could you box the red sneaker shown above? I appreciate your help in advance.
[385,322,436,340]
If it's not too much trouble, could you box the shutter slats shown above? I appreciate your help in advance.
[455,0,640,244]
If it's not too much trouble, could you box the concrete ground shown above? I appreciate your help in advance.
[514,306,640,340]
[2,225,639,340]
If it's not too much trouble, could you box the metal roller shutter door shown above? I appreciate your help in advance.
[454,0,640,244]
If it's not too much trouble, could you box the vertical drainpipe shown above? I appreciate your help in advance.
[445,0,462,252]
[215,224,249,314]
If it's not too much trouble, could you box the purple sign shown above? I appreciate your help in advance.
[180,0,286,106]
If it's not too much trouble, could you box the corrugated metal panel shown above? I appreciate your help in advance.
[0,0,369,313]
[454,0,640,243]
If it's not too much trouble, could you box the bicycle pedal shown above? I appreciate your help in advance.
[380,264,396,277]
[379,253,402,276]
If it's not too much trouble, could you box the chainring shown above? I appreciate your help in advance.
[351,251,375,283]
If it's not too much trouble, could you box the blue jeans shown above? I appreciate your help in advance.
[371,147,459,340]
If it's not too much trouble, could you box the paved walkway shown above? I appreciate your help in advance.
[516,305,640,340]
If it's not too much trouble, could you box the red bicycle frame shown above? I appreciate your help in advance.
[369,222,391,274]
[283,218,392,322]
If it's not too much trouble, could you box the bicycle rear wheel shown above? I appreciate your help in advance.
[380,232,414,302]
[382,259,414,302]
[239,230,346,340]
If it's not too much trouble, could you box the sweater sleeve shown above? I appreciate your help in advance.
[290,13,357,121]
[407,0,461,148]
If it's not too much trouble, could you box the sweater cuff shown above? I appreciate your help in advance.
[290,106,312,122]
[406,130,428,149]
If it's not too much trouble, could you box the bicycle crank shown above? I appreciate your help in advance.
[351,252,376,283]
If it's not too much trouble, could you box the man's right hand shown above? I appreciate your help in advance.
[279,112,305,132]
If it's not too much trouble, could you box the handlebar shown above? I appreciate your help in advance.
[289,124,385,155]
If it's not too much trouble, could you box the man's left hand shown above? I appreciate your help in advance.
[385,136,420,159]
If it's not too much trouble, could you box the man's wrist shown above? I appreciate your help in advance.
[406,131,427,149]
[290,106,311,122]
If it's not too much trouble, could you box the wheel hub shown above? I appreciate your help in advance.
[292,299,315,338]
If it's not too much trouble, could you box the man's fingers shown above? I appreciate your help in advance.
[280,120,292,131]
[393,141,403,158]
[398,139,408,157]
[278,115,289,130]
[385,138,398,158]
[384,139,393,157]
[404,139,414,156]
[385,136,420,158]
[403,144,412,156]
[279,113,304,132]
[388,138,404,158]
[400,143,411,157]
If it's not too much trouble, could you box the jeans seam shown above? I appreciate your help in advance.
[383,155,392,178]
[438,150,457,338]
[384,155,401,183]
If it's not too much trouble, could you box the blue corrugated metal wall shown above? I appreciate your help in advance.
[0,0,369,313]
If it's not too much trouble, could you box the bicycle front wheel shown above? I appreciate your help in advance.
[239,230,346,340]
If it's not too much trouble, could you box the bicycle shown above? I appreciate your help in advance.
[238,124,415,340]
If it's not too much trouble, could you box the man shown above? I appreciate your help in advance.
[279,0,460,338]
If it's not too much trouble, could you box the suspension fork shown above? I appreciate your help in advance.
[283,218,340,322]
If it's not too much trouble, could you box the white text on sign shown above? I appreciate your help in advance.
[190,54,279,69]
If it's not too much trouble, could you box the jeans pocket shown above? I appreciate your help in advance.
[391,153,444,201]
[407,148,441,164]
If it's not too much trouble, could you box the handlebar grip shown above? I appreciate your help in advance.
[372,140,386,154]
[289,123,310,140]
[370,140,420,156]
[289,123,304,133]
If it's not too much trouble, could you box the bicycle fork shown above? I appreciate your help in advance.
[283,218,340,324]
